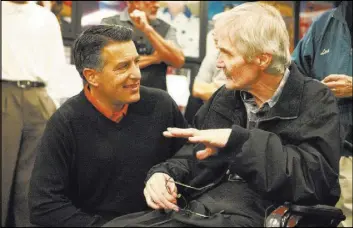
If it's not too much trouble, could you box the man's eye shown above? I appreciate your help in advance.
[117,63,129,70]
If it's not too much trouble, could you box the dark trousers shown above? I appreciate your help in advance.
[102,192,262,227]
[1,83,56,227]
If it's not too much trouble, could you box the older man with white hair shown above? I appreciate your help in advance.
[102,2,342,227]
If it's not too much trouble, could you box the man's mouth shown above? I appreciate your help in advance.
[123,82,140,89]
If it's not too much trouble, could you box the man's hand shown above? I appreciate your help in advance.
[163,128,232,160]
[144,173,179,211]
[322,74,352,98]
[193,81,219,101]
[130,9,151,32]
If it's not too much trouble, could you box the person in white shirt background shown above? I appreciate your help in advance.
[157,1,200,58]
[1,1,81,226]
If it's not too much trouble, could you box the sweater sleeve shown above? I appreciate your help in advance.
[28,111,108,227]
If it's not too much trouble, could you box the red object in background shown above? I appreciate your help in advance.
[63,1,72,7]
[166,66,176,75]
[299,1,335,39]
[299,18,311,39]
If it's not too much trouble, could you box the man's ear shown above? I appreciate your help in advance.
[82,68,99,87]
[255,53,272,70]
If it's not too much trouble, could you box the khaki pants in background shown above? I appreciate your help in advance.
[1,83,56,227]
[336,156,353,227]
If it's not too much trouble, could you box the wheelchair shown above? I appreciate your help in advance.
[265,202,346,227]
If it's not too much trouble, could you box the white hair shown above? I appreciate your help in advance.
[215,2,291,75]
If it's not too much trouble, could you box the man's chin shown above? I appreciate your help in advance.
[128,94,141,104]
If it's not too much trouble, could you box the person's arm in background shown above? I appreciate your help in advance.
[137,49,163,69]
[130,10,185,69]
[192,49,222,101]
[28,112,108,227]
[292,14,352,99]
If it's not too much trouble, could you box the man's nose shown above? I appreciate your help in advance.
[130,66,142,80]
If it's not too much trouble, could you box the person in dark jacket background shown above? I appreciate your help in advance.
[101,1,185,91]
[292,1,352,226]
[28,24,188,227]
[102,2,342,227]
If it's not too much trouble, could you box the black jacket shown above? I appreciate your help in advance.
[145,63,342,225]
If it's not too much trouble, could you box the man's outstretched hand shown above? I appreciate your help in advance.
[163,128,232,160]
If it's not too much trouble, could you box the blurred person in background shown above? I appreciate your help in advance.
[28,24,188,227]
[192,39,227,102]
[101,1,184,91]
[157,1,200,58]
[292,1,352,226]
[192,7,233,102]
[1,1,67,226]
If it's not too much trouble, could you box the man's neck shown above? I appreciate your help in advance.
[248,72,284,107]
[89,87,124,113]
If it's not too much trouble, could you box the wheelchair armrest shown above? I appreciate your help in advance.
[265,202,346,227]
[285,202,345,219]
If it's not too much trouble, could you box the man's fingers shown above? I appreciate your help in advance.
[188,135,211,144]
[195,147,216,160]
[163,128,198,138]
[166,181,178,198]
[322,74,346,83]
[147,182,178,211]
[146,183,168,209]
[144,188,161,210]
[323,81,346,88]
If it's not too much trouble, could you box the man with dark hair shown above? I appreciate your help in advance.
[101,1,185,91]
[28,24,188,227]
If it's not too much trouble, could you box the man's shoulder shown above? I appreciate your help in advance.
[52,92,86,122]
[302,77,332,98]
[101,14,123,25]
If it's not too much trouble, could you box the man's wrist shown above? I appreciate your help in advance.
[142,25,154,34]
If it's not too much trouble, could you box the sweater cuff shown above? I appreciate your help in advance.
[221,125,250,159]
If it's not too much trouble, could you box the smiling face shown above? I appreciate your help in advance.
[94,40,141,106]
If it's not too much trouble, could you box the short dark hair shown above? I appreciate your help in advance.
[72,24,133,81]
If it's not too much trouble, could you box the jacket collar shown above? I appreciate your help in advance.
[210,62,304,121]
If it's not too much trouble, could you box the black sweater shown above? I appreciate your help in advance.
[28,86,188,227]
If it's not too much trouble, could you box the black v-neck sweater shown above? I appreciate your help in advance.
[28,86,188,227]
